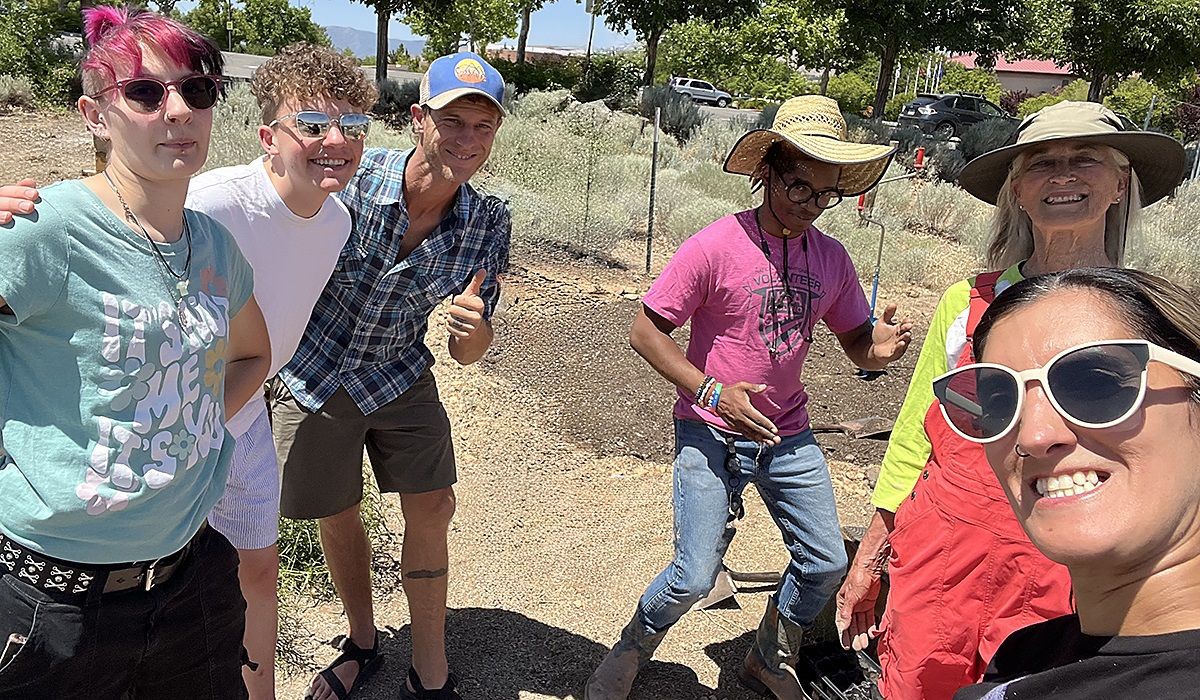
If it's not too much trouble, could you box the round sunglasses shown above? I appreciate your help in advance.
[932,339,1200,444]
[91,75,223,113]
[269,111,371,141]
[771,167,843,209]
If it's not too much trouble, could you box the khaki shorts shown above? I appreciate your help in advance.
[271,370,456,520]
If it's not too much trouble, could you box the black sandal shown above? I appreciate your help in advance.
[399,666,462,700]
[304,630,383,700]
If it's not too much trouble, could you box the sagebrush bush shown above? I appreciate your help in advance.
[0,74,34,109]
[372,78,420,127]
[640,85,705,144]
[957,118,1019,162]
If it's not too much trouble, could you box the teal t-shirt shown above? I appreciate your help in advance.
[0,179,253,564]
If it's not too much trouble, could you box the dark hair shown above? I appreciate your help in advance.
[974,268,1200,401]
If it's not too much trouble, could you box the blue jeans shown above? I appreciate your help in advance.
[637,419,847,634]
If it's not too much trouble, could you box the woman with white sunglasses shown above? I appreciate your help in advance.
[948,267,1200,699]
[0,6,268,696]
[834,101,1186,700]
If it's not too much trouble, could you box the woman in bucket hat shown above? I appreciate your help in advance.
[834,101,1185,700]
[585,95,914,700]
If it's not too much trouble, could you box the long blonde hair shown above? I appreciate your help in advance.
[984,146,1144,269]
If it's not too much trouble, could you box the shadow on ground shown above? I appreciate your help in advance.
[318,607,714,699]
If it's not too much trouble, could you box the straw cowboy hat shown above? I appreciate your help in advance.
[958,100,1185,205]
[723,95,897,197]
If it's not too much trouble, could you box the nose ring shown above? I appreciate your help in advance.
[1014,444,1032,458]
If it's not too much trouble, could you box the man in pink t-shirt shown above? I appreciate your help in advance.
[585,95,914,700]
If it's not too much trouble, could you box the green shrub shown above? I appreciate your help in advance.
[576,53,641,111]
[827,71,874,116]
[753,103,780,130]
[957,118,1018,162]
[372,78,420,127]
[844,113,893,145]
[512,89,576,119]
[493,59,581,95]
[1018,79,1090,117]
[0,74,33,110]
[0,4,81,106]
[640,85,705,144]
[1106,76,1174,134]
[885,92,914,121]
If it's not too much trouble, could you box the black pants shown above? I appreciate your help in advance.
[0,526,247,699]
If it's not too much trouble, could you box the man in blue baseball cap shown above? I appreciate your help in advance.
[272,50,509,700]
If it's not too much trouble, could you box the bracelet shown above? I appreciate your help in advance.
[694,376,715,405]
[707,382,723,410]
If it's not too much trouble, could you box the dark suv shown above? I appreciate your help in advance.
[897,93,1013,137]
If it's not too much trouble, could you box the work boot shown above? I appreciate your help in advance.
[583,614,668,700]
[738,599,812,700]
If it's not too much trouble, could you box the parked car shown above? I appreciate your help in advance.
[897,93,1014,138]
[669,77,733,108]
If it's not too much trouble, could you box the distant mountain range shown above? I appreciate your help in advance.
[325,25,426,60]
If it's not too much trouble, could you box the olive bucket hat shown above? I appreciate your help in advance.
[723,95,897,197]
[958,100,1185,206]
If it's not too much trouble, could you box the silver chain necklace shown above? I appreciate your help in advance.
[102,169,193,331]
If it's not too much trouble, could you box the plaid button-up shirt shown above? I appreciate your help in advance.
[279,148,511,414]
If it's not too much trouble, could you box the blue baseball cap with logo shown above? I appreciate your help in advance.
[419,51,507,113]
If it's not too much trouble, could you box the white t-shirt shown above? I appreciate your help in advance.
[187,157,351,437]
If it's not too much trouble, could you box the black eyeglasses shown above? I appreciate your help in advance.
[772,168,843,209]
[91,75,223,113]
[270,111,371,141]
[932,339,1200,444]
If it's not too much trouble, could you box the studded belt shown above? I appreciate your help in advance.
[0,523,205,598]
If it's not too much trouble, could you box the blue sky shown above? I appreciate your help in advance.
[178,1,635,50]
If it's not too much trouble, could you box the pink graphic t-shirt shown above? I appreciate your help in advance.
[642,210,870,436]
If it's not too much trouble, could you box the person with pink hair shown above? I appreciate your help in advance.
[0,6,269,697]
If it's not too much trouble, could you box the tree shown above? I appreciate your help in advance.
[1055,0,1200,102]
[753,0,861,94]
[819,0,1029,119]
[240,0,329,54]
[601,0,760,86]
[182,0,239,50]
[406,0,518,56]
[352,0,411,83]
[515,0,546,64]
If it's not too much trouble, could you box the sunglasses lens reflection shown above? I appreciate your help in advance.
[294,112,370,141]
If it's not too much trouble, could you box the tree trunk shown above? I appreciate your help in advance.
[642,28,662,86]
[1087,69,1106,102]
[819,66,831,95]
[375,6,389,84]
[516,5,531,65]
[872,35,899,121]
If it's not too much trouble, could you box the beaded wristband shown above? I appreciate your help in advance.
[694,376,715,405]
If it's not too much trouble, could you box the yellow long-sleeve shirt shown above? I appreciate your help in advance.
[871,264,1025,512]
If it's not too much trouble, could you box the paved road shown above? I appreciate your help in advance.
[221,50,421,84]
[700,104,758,123]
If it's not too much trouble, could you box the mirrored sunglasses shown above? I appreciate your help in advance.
[932,339,1200,444]
[270,111,371,141]
[92,75,223,113]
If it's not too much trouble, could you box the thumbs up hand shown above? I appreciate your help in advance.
[446,269,488,339]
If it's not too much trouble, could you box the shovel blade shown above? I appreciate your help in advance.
[692,569,737,610]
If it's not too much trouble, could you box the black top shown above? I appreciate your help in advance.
[954,614,1200,699]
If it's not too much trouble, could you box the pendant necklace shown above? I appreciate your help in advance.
[102,169,193,331]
